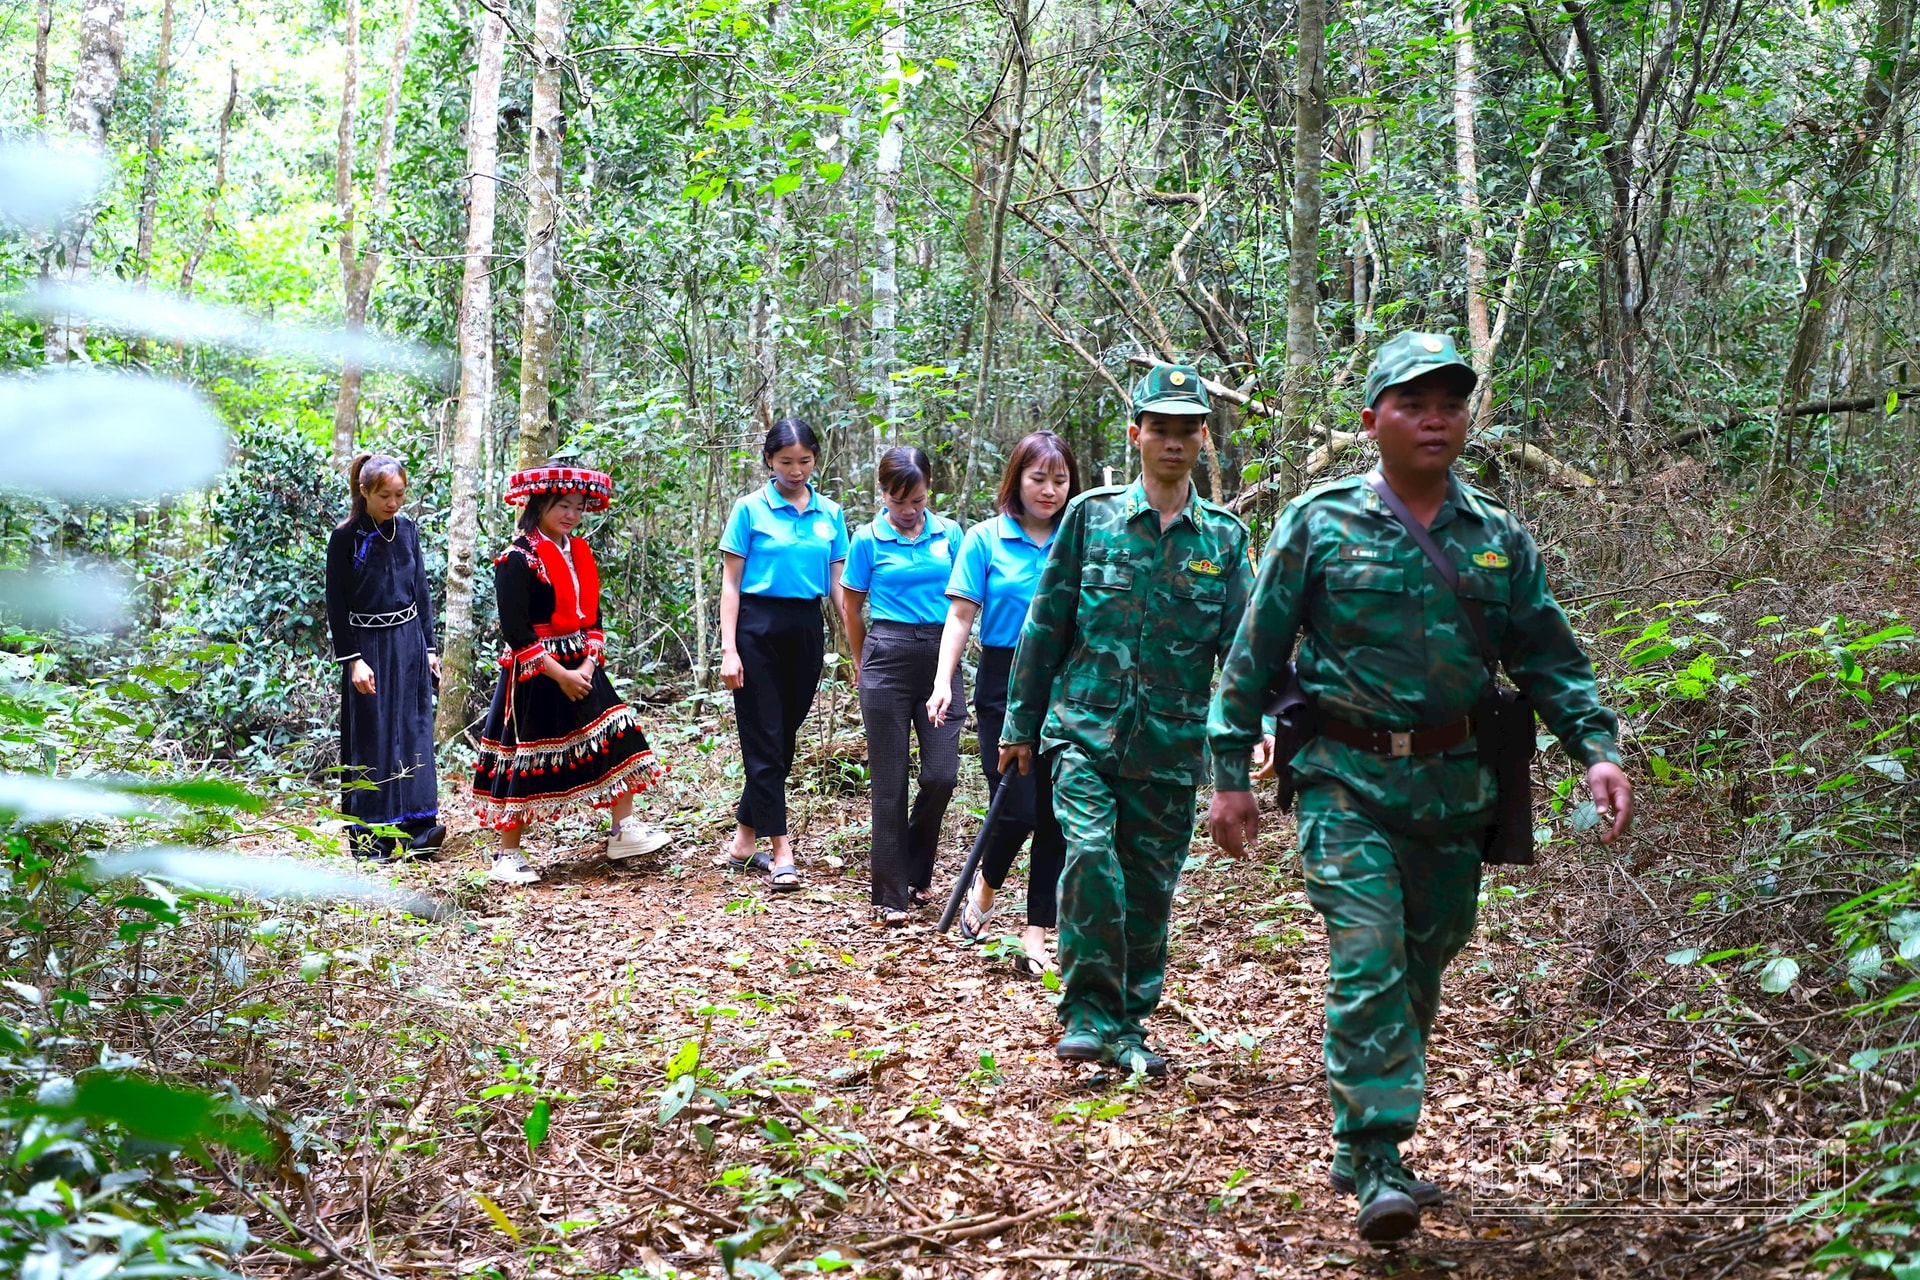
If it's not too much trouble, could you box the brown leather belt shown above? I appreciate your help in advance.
[1319,713,1473,758]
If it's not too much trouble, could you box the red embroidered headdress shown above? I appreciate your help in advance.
[503,465,613,511]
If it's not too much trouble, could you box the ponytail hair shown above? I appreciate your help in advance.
[344,452,408,528]
[876,445,933,499]
[762,417,821,462]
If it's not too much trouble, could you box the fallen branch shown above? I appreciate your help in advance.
[1662,387,1914,452]
[859,1192,1075,1253]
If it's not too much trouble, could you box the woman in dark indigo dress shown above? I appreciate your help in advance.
[324,453,443,860]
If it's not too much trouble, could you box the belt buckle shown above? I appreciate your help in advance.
[1389,731,1413,758]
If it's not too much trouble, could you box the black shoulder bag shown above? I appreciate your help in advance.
[1366,473,1537,866]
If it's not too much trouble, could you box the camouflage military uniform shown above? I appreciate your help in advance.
[1004,477,1253,1046]
[1208,468,1620,1144]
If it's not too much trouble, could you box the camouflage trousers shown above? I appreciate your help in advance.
[1051,746,1195,1041]
[1298,781,1484,1143]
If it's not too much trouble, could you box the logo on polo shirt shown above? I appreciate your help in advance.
[813,519,833,539]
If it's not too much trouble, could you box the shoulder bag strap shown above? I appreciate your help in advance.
[1365,470,1502,679]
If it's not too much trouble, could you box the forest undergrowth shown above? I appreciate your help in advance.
[9,478,1920,1280]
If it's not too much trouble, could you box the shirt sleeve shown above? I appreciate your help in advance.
[1003,502,1087,746]
[719,497,753,558]
[409,519,437,652]
[843,528,875,593]
[947,523,989,603]
[1500,526,1623,768]
[324,526,358,664]
[1209,504,1311,790]
[493,551,545,682]
[829,508,850,565]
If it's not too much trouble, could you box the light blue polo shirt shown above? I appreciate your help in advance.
[719,480,850,599]
[946,514,1054,648]
[843,512,964,624]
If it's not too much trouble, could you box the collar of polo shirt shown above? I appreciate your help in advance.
[764,479,818,513]
[872,512,944,544]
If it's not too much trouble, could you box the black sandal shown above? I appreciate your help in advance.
[769,863,802,892]
[907,886,933,909]
[870,905,910,928]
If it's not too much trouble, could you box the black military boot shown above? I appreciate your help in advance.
[1331,1141,1444,1206]
[1352,1141,1421,1244]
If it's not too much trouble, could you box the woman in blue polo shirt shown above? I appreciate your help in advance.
[842,446,967,927]
[719,418,849,890]
[927,431,1080,971]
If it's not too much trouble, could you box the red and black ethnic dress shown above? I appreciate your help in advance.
[471,530,664,830]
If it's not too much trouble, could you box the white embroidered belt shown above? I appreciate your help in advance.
[350,604,418,629]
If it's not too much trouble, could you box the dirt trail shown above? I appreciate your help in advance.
[348,765,1814,1280]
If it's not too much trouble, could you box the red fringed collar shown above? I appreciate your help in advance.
[519,531,599,636]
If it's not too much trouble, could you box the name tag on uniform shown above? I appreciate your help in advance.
[1340,545,1390,561]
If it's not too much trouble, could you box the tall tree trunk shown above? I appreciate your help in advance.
[516,0,569,468]
[178,63,237,296]
[869,0,906,463]
[1768,0,1913,478]
[1452,0,1491,396]
[332,0,419,467]
[435,8,508,745]
[966,0,1030,497]
[329,0,362,466]
[45,0,126,365]
[132,0,174,283]
[575,119,602,427]
[34,0,53,123]
[1278,0,1325,497]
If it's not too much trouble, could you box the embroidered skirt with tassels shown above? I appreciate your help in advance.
[471,645,665,831]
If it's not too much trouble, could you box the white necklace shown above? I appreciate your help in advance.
[369,514,397,542]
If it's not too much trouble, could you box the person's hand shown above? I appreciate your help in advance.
[1208,789,1259,857]
[553,664,593,701]
[1251,733,1278,781]
[999,743,1033,776]
[350,659,376,695]
[427,653,441,681]
[926,681,953,727]
[847,659,861,691]
[720,650,744,691]
[1587,762,1634,844]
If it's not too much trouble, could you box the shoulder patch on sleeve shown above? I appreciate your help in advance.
[1285,473,1365,513]
[1197,496,1250,535]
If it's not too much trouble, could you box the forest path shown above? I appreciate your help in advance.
[336,702,1813,1279]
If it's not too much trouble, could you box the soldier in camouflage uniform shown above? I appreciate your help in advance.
[1206,332,1634,1244]
[1002,363,1269,1077]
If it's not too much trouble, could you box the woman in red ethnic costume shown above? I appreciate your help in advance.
[473,463,668,884]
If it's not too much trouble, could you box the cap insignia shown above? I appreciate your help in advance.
[1169,371,1186,386]
[1422,336,1445,353]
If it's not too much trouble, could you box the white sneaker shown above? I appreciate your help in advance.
[489,851,542,885]
[607,819,671,861]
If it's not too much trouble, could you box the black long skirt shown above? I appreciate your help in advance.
[471,650,665,831]
[339,615,439,827]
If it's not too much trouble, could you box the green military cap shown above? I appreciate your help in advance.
[1130,363,1212,418]
[1363,331,1477,407]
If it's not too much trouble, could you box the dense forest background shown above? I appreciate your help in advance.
[6,0,1920,1274]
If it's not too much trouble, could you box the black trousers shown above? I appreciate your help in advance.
[974,645,1066,928]
[860,622,964,910]
[732,594,825,839]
